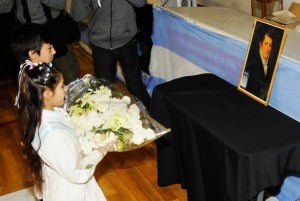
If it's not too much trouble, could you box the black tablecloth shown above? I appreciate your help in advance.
[150,74,300,201]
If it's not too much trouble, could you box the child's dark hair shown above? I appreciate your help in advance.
[16,61,61,191]
[10,23,52,63]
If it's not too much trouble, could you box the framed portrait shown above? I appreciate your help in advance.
[238,18,287,106]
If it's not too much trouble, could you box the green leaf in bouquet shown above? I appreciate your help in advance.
[85,164,94,169]
[68,105,88,116]
[92,126,109,135]
[117,140,125,151]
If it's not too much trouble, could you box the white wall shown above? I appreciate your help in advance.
[196,0,300,15]
[284,0,300,9]
[164,0,300,15]
[197,0,251,13]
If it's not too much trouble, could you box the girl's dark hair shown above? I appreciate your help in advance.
[17,62,61,191]
[10,23,52,63]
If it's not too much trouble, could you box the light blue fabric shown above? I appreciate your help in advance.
[148,7,300,122]
[78,22,91,47]
[275,172,300,201]
[151,9,247,87]
[141,71,165,95]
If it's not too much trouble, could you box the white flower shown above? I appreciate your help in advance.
[144,128,155,140]
[102,112,128,131]
[68,84,156,153]
[132,132,144,145]
[79,136,97,155]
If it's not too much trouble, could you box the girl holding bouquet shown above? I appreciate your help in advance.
[15,61,113,201]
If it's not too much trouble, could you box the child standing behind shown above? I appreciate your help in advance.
[11,23,56,66]
[12,24,114,201]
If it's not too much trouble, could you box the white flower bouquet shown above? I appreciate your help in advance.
[64,74,170,155]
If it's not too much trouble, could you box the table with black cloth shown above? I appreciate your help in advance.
[149,74,300,201]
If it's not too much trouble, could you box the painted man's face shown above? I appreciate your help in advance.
[259,35,272,59]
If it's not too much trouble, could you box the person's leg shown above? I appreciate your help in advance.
[0,11,19,85]
[134,4,153,74]
[0,44,11,80]
[53,44,80,84]
[92,44,117,82]
[116,39,150,108]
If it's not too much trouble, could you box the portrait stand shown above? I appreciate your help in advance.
[238,18,287,106]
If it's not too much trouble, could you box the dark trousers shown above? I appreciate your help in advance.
[0,11,19,84]
[92,39,150,108]
[135,4,153,74]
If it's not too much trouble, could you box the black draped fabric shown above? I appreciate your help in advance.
[150,74,300,201]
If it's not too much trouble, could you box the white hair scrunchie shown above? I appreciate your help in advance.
[15,60,38,107]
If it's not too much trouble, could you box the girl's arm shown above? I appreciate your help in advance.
[39,130,100,184]
[81,141,117,169]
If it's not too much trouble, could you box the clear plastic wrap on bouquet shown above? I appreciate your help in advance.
[64,74,170,154]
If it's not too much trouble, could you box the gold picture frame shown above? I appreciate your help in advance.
[238,18,287,106]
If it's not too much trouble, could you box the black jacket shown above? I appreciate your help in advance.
[245,48,275,100]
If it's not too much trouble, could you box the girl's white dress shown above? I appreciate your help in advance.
[31,107,106,201]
